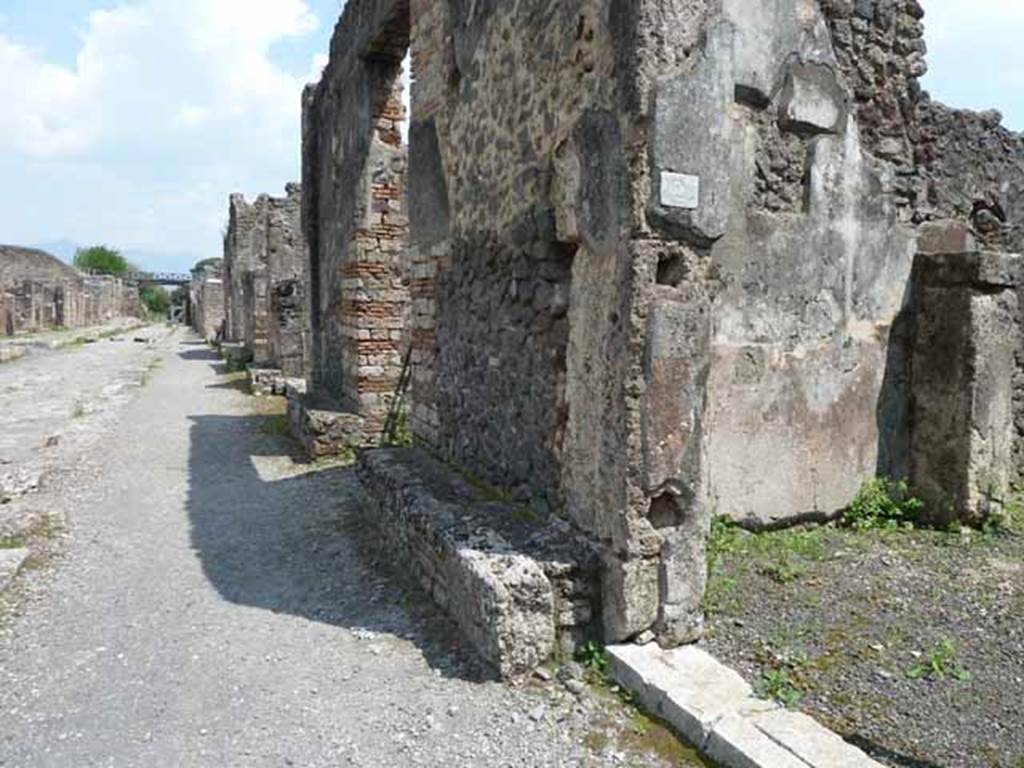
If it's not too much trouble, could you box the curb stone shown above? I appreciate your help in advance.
[607,644,885,768]
[0,548,30,592]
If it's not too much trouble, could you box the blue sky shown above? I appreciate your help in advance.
[0,1,1020,272]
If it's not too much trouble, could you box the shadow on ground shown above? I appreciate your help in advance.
[846,737,945,768]
[185,396,495,684]
[177,346,242,382]
[177,347,220,363]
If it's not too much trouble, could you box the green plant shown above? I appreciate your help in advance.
[383,403,413,447]
[844,477,923,530]
[139,285,171,317]
[71,401,86,419]
[707,516,739,572]
[575,640,608,675]
[760,556,807,584]
[73,245,129,276]
[260,414,290,438]
[703,575,739,616]
[191,257,221,276]
[0,536,25,550]
[755,668,802,708]
[905,638,971,682]
[983,487,1024,535]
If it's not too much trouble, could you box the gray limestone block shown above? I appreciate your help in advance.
[601,552,660,642]
[650,22,750,243]
[916,219,977,255]
[910,256,1023,525]
[778,63,847,135]
[722,0,838,102]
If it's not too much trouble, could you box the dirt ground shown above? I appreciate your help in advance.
[703,519,1024,768]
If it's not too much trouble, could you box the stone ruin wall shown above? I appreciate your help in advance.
[820,0,1024,252]
[222,187,308,375]
[296,0,1024,652]
[302,0,410,439]
[1,247,144,336]
[401,0,1024,646]
[407,0,689,642]
[190,261,225,343]
[223,195,259,347]
[265,185,308,378]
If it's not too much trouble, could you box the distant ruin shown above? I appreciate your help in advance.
[207,0,1024,674]
[0,245,144,336]
[189,260,225,343]
[215,185,308,389]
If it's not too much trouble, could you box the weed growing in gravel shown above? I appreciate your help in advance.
[905,638,971,682]
[703,574,739,616]
[753,634,812,708]
[705,521,830,615]
[260,414,290,438]
[140,357,162,386]
[576,640,609,675]
[0,536,25,549]
[844,477,923,530]
[749,528,827,584]
[707,516,740,569]
[755,668,802,708]
[983,488,1024,536]
[71,401,86,419]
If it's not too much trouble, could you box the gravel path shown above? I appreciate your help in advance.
[703,523,1024,768]
[0,324,165,505]
[0,333,704,767]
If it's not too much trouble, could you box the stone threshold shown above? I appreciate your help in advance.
[607,644,884,768]
[358,447,601,679]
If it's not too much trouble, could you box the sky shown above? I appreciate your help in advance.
[0,0,1020,273]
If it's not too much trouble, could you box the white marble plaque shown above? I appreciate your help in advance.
[660,172,700,209]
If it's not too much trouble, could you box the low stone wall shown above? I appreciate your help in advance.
[287,388,368,458]
[219,342,252,370]
[1,276,142,337]
[248,367,292,397]
[358,447,600,678]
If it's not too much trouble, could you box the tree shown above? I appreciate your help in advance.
[191,257,221,275]
[139,285,171,317]
[73,246,129,276]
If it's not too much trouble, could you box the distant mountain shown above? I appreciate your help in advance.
[121,248,198,274]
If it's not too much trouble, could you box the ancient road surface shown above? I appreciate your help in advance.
[0,325,164,502]
[0,332,695,767]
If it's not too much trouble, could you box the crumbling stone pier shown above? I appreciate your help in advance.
[220,185,309,392]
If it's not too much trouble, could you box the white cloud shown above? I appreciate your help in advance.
[0,0,320,159]
[0,35,92,156]
[0,0,328,266]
